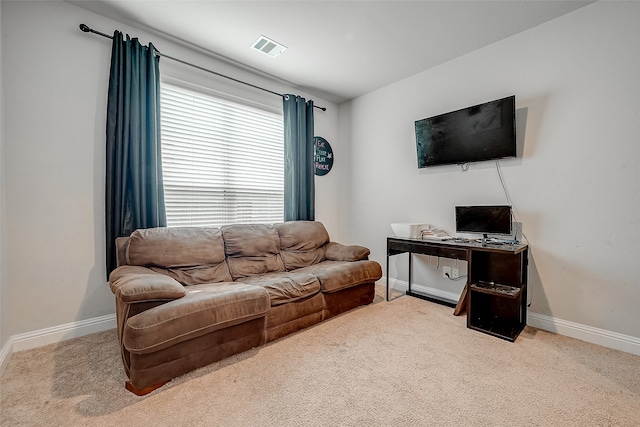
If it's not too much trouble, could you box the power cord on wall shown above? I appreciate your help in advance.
[495,159,532,307]
[444,272,468,281]
[430,256,467,281]
[449,159,533,307]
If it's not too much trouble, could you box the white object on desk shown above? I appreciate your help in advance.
[390,223,431,239]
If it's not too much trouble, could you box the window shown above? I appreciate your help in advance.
[160,83,284,227]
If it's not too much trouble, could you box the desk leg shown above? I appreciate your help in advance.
[453,282,468,316]
[386,253,389,301]
[408,252,412,295]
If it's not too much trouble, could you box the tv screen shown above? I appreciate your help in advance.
[415,95,516,168]
[455,205,512,235]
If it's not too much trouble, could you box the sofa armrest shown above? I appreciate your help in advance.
[324,242,370,262]
[115,236,129,267]
[109,265,186,303]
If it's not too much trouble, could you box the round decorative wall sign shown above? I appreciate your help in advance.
[314,136,333,176]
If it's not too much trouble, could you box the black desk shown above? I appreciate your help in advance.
[386,237,529,341]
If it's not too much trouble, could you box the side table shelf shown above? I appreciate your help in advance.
[470,281,524,298]
[468,281,526,342]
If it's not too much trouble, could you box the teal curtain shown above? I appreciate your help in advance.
[105,31,166,277]
[283,95,315,221]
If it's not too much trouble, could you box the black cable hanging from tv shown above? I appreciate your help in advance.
[79,24,327,112]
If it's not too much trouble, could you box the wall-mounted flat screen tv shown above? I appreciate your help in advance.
[415,95,516,168]
[455,205,512,236]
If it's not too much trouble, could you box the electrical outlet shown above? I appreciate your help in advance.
[443,266,451,278]
[451,267,460,279]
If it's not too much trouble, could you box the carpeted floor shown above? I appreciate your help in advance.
[1,286,639,426]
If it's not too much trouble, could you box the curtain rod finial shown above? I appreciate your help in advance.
[79,24,91,33]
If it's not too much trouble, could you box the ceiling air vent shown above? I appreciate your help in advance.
[251,35,287,58]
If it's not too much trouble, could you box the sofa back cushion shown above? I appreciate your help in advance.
[126,227,232,284]
[222,224,285,279]
[275,221,329,270]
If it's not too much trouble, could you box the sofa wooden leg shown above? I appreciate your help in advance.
[125,380,168,396]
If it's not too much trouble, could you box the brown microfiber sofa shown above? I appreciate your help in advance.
[109,220,382,395]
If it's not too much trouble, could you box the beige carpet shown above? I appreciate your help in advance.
[2,286,639,426]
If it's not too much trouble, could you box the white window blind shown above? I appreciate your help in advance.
[160,83,284,227]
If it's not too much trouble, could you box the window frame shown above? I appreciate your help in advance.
[159,77,285,228]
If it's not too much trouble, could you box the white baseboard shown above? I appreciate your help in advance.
[0,313,116,376]
[3,283,640,377]
[386,277,460,304]
[527,312,640,356]
[385,276,640,356]
[0,336,14,377]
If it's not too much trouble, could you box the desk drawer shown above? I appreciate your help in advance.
[388,239,468,260]
[424,245,467,260]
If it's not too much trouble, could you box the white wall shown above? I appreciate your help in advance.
[0,1,6,353]
[3,0,637,358]
[339,1,640,339]
[0,0,339,345]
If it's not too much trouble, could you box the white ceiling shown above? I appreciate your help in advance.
[71,0,595,104]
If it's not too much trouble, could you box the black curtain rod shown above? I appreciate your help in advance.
[79,24,327,111]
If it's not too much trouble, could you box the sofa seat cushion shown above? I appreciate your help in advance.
[123,282,268,354]
[149,263,232,286]
[237,272,321,306]
[296,260,383,293]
